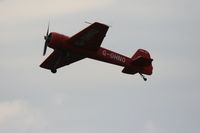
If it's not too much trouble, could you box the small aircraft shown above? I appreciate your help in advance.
[40,22,153,81]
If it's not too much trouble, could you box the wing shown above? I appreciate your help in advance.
[68,22,109,51]
[40,50,85,70]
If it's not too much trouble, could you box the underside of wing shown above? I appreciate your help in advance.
[68,22,109,51]
[40,50,85,70]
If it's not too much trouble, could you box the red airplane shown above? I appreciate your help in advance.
[40,22,153,81]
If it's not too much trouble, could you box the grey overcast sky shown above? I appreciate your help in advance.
[0,0,200,133]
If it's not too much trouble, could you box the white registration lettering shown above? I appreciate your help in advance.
[110,53,126,63]
[102,50,126,63]
[102,50,107,56]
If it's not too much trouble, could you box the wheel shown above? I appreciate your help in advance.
[51,69,57,73]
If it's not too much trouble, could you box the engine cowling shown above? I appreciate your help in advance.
[47,32,69,49]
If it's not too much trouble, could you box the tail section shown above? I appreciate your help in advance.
[122,49,153,80]
[131,49,153,75]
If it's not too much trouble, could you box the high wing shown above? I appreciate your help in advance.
[40,50,85,70]
[67,22,109,51]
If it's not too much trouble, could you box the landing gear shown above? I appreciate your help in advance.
[51,69,57,73]
[50,52,65,74]
[139,73,147,81]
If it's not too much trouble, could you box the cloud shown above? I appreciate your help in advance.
[110,0,200,22]
[0,100,47,133]
[143,120,162,133]
[0,100,22,124]
[0,0,113,22]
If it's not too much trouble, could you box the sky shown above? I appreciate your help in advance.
[0,0,200,133]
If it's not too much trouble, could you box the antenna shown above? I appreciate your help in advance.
[85,21,92,25]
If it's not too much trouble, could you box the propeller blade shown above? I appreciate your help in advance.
[46,22,49,38]
[43,41,48,56]
[43,22,50,56]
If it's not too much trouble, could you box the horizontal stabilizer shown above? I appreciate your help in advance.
[131,56,153,66]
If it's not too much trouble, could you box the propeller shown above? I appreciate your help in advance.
[43,22,50,56]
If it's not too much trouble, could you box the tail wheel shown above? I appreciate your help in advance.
[51,69,57,73]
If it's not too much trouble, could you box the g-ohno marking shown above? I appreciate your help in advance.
[102,50,126,63]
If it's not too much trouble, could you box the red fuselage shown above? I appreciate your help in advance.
[48,32,132,68]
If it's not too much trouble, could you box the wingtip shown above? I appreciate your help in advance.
[94,22,110,28]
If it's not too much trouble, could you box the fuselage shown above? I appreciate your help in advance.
[48,32,132,68]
